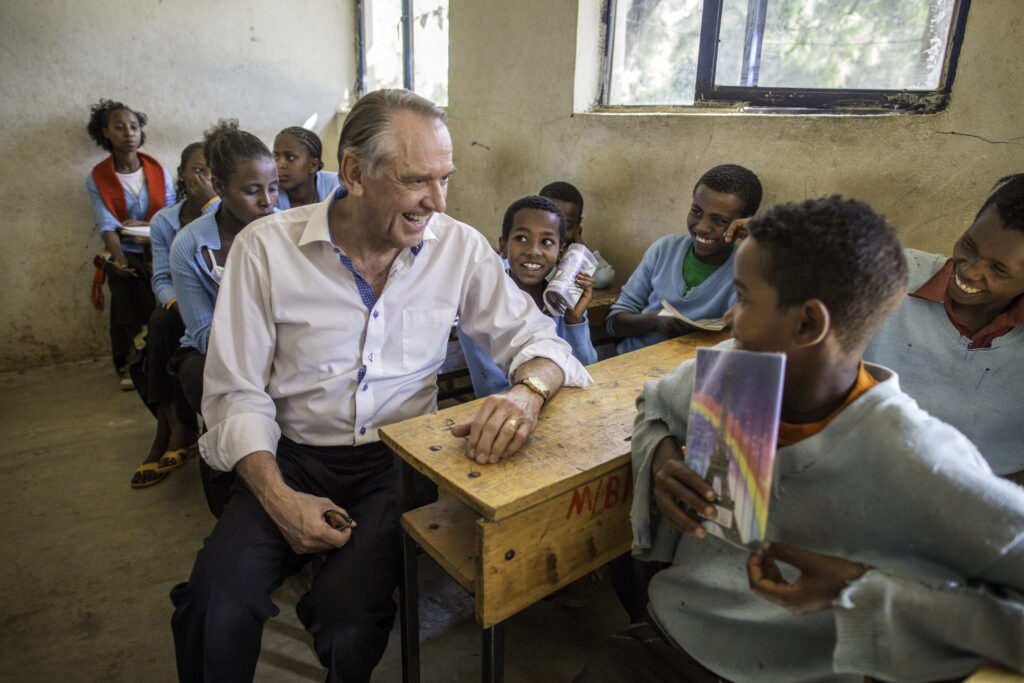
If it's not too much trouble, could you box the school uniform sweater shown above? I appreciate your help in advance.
[457,311,597,398]
[150,198,221,307]
[864,248,1024,475]
[274,171,340,211]
[607,234,736,354]
[169,212,222,354]
[630,347,1024,682]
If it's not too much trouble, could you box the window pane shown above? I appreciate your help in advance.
[365,1,404,92]
[716,0,957,90]
[412,0,449,107]
[608,0,705,106]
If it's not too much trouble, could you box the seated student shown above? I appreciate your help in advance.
[169,120,278,415]
[539,181,616,289]
[865,174,1024,481]
[273,126,340,210]
[747,543,1024,680]
[606,164,762,354]
[130,142,219,488]
[575,196,1024,683]
[458,196,598,397]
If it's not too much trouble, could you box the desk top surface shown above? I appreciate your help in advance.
[381,330,730,520]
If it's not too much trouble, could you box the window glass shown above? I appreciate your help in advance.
[412,0,449,107]
[715,0,957,90]
[364,2,404,92]
[362,1,448,107]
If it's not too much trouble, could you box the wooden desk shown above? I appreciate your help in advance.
[585,285,621,328]
[382,330,730,683]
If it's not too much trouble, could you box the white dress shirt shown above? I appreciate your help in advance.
[199,193,592,471]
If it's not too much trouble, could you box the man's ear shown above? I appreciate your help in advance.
[339,152,365,197]
[794,298,831,348]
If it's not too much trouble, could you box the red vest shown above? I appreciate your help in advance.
[90,151,167,222]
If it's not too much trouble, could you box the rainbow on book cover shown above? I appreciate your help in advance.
[684,347,785,550]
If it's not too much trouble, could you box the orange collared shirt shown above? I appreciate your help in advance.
[777,361,878,447]
[910,259,1024,350]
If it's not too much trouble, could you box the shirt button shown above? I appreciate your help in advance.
[359,426,366,435]
[369,353,374,362]
[362,384,368,391]
[333,247,339,254]
[373,310,379,319]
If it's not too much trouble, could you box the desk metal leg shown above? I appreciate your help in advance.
[396,455,420,683]
[482,622,505,683]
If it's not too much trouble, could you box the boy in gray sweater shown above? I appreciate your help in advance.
[576,196,1024,682]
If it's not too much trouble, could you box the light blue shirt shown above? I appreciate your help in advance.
[150,198,221,307]
[607,234,736,354]
[169,212,222,353]
[275,171,340,211]
[85,165,175,253]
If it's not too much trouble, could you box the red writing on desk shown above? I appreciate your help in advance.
[565,471,632,519]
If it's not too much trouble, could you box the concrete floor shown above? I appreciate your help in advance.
[0,359,628,682]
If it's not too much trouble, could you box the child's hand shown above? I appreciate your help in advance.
[746,542,869,615]
[186,169,217,207]
[724,217,750,244]
[564,272,594,325]
[651,437,717,538]
[652,312,694,339]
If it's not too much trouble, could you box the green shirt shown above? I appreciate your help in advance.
[682,246,721,294]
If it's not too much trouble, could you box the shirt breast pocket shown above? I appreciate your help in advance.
[402,308,458,372]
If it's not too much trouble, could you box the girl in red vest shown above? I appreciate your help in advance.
[86,99,176,387]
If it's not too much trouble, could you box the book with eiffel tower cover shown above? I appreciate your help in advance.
[683,347,786,551]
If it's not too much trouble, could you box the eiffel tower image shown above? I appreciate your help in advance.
[704,366,744,546]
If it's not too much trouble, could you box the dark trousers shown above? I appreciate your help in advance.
[171,347,205,416]
[106,252,154,371]
[146,305,187,406]
[170,438,400,683]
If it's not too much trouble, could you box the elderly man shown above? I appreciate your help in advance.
[170,89,591,682]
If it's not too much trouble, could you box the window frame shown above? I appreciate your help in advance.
[356,0,416,95]
[599,0,973,114]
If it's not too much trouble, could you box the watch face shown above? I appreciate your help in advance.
[524,376,549,398]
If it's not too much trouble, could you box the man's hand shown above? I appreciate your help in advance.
[451,358,565,464]
[651,437,717,538]
[746,542,868,615]
[236,451,355,554]
[564,272,594,325]
[723,217,750,244]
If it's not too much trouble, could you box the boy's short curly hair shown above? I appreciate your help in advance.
[747,195,907,353]
[977,174,1024,233]
[87,99,148,152]
[694,164,762,217]
[539,181,584,217]
[501,196,567,245]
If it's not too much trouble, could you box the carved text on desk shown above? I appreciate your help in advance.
[566,470,633,520]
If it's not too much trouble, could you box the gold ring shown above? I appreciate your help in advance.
[504,417,519,429]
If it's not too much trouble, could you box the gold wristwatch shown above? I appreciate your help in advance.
[514,376,550,404]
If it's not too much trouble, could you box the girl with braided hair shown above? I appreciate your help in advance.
[273,126,339,209]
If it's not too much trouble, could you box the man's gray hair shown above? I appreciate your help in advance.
[337,89,447,179]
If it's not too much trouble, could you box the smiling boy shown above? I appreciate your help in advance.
[459,195,598,398]
[576,196,1024,682]
[606,164,762,354]
[865,174,1024,479]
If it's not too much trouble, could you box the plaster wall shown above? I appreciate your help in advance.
[444,1,1023,278]
[0,0,356,371]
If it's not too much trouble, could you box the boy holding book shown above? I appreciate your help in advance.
[606,164,762,354]
[458,195,598,398]
[575,196,1024,682]
[865,174,1024,480]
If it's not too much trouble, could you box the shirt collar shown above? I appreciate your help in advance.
[909,257,1024,348]
[297,184,434,255]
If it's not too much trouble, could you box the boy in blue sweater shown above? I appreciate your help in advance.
[865,174,1024,480]
[576,196,1024,683]
[606,164,762,354]
[458,196,598,398]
